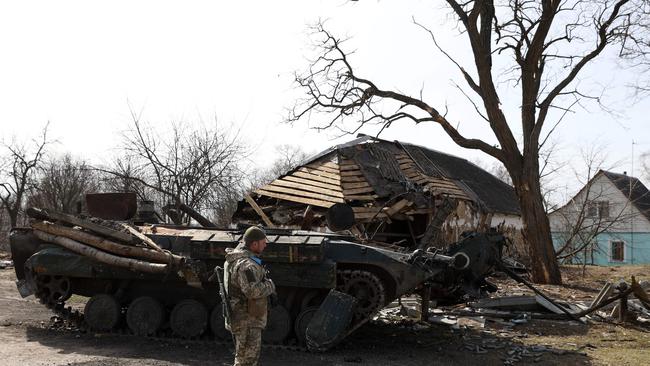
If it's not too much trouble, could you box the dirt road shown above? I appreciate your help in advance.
[2,266,644,366]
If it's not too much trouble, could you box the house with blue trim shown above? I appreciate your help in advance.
[549,170,650,265]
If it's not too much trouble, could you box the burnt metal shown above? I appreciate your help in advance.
[86,193,137,220]
[136,200,159,224]
[11,200,507,350]
[294,306,318,345]
[35,274,71,304]
[306,290,357,352]
[336,270,385,323]
[498,263,581,322]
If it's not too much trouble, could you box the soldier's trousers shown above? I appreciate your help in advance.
[232,326,262,366]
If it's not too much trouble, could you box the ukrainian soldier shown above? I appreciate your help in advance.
[224,226,276,366]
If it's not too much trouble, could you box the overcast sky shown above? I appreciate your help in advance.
[1,1,649,204]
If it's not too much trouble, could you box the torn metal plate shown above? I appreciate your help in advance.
[306,289,357,352]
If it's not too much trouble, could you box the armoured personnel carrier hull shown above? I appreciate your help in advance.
[10,206,505,350]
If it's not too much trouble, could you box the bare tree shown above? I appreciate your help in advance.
[100,155,150,200]
[248,144,310,189]
[102,114,248,225]
[290,2,650,284]
[0,123,51,229]
[27,154,101,214]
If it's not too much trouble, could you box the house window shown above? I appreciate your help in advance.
[587,201,609,219]
[610,240,625,262]
[587,202,598,218]
[598,201,609,218]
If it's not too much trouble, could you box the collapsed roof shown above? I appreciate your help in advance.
[233,136,519,247]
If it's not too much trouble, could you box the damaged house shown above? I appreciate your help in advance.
[232,136,522,251]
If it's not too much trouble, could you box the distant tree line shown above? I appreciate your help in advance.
[0,120,308,251]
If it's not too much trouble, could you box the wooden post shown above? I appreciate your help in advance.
[420,285,431,321]
[619,282,629,322]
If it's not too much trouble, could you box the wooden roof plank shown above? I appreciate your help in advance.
[341,182,371,189]
[255,189,335,208]
[305,163,339,174]
[341,175,368,183]
[343,186,375,195]
[282,175,341,191]
[340,170,365,177]
[269,180,344,198]
[344,194,378,201]
[297,167,341,181]
[259,184,344,203]
[292,171,340,186]
[339,164,361,171]
[354,212,387,219]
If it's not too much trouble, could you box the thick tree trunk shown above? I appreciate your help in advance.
[513,172,562,284]
[8,209,18,228]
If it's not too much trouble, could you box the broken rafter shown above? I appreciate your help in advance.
[245,194,275,228]
[385,199,413,217]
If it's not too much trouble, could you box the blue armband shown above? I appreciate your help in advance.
[250,256,262,266]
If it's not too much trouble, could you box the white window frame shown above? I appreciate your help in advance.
[608,239,626,263]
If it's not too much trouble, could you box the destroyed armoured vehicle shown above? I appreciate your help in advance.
[10,194,505,350]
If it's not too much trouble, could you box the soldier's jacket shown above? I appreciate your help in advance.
[224,243,276,330]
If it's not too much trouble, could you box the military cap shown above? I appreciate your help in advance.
[243,226,267,245]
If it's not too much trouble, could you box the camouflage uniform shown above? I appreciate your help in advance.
[224,243,275,366]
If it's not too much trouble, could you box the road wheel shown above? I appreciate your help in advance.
[262,305,292,343]
[209,304,232,340]
[35,275,72,306]
[170,299,207,338]
[337,270,386,323]
[126,296,165,336]
[84,294,121,331]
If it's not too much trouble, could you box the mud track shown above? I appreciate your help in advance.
[0,267,593,365]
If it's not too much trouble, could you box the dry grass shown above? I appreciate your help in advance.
[490,265,650,365]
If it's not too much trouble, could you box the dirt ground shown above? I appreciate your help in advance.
[1,262,650,365]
